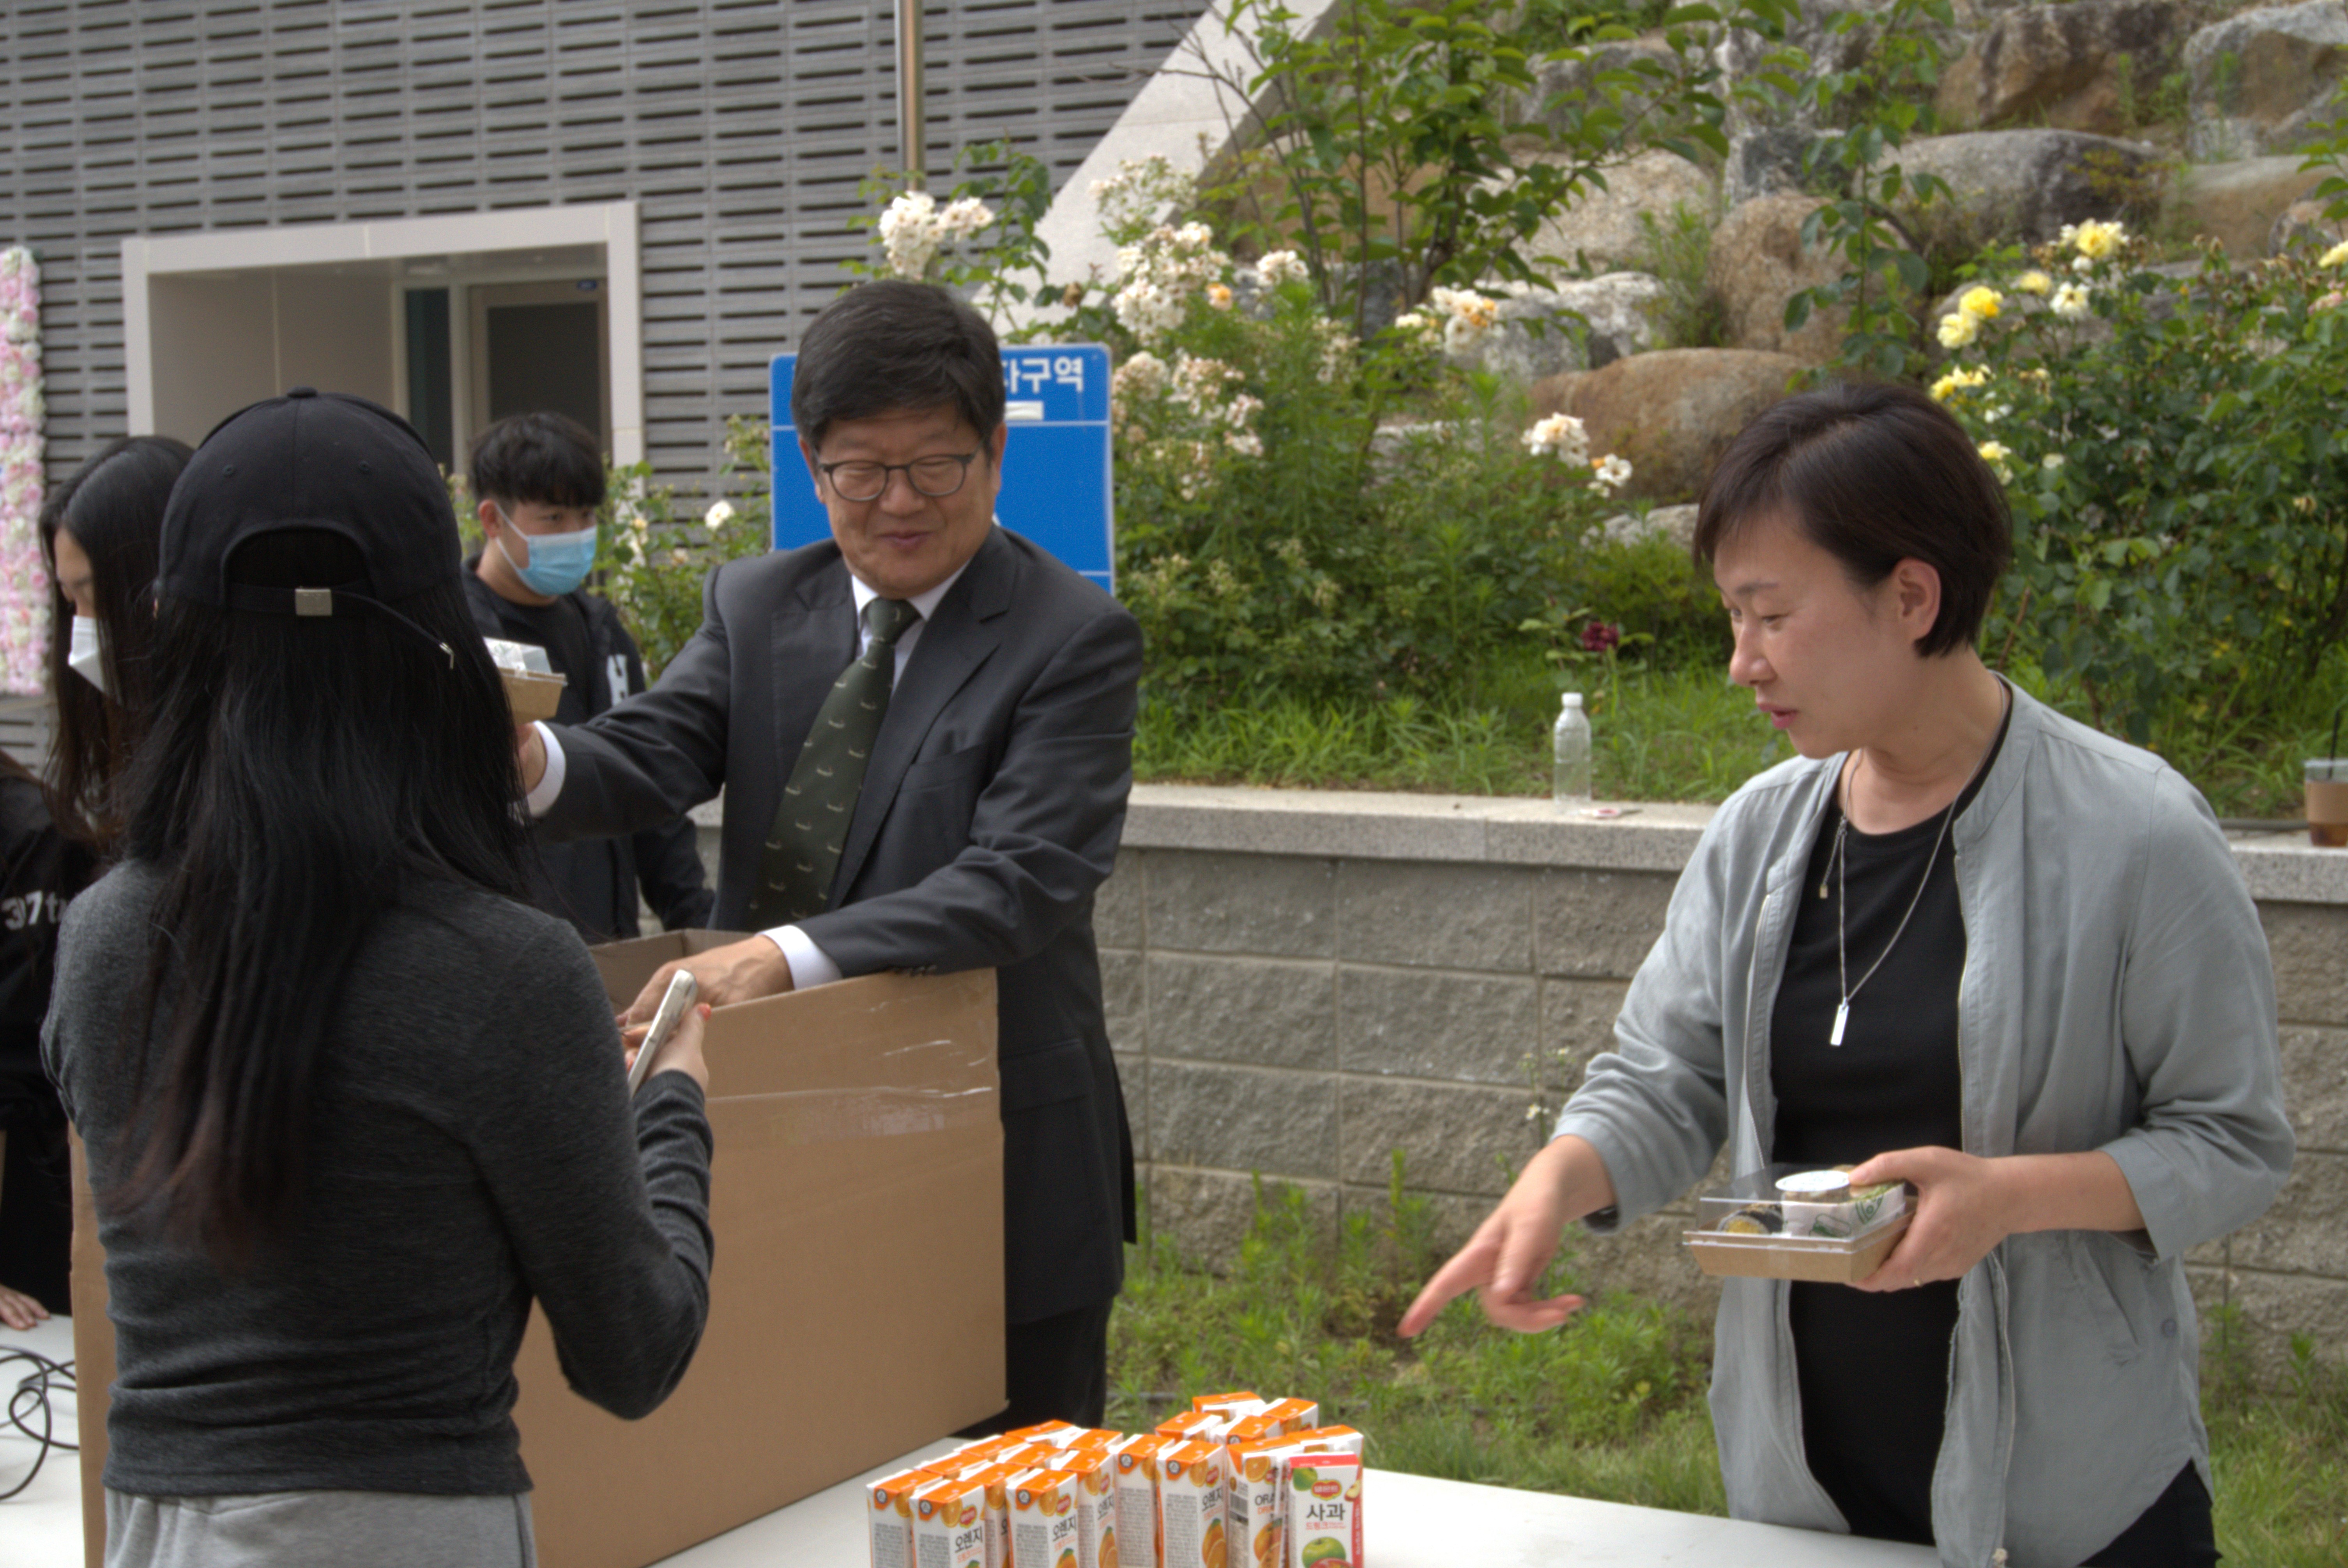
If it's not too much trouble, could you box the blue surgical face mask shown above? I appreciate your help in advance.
[67,614,109,696]
[494,505,599,597]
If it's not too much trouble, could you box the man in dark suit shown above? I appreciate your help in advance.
[516,281,1140,1429]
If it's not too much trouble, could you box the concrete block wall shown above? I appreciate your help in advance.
[1103,785,2348,1376]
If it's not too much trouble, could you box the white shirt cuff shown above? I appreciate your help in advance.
[525,722,566,818]
[765,925,842,990]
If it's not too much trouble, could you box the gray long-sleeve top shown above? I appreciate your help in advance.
[43,862,713,1498]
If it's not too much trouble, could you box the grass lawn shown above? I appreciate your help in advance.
[1109,1175,2348,1566]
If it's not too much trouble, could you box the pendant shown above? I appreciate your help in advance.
[1830,1000,1849,1047]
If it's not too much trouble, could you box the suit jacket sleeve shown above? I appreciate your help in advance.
[538,561,736,844]
[793,603,1141,976]
[605,616,718,931]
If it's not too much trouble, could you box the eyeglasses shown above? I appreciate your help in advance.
[816,450,981,503]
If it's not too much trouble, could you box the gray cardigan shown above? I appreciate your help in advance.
[44,863,714,1498]
[1556,684,2293,1567]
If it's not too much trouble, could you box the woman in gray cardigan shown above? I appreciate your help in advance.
[1402,382,2292,1568]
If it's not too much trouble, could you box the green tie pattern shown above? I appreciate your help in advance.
[747,596,919,927]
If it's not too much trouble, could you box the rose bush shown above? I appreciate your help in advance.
[1931,221,2348,748]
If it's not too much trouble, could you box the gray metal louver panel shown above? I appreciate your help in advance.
[0,0,1202,491]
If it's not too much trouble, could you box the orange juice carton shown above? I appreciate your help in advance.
[1056,1448,1119,1568]
[1227,1437,1310,1568]
[1008,1469,1082,1568]
[1109,1434,1172,1568]
[1006,1419,1085,1448]
[913,1475,990,1568]
[1155,1409,1231,1443]
[1157,1439,1230,1568]
[1255,1399,1319,1436]
[966,1463,1026,1568]
[869,1467,929,1568]
[1280,1453,1361,1568]
[951,1436,1021,1467]
[1069,1428,1125,1451]
[1191,1390,1261,1413]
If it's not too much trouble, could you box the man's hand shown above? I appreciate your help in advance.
[624,1002,713,1092]
[0,1280,49,1331]
[619,934,795,1042]
[1397,1134,1612,1337]
[517,723,548,794]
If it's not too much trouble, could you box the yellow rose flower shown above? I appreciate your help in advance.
[1959,285,2003,320]
[2321,239,2348,269]
[1937,311,1980,349]
[2072,220,2124,261]
[2014,270,2052,295]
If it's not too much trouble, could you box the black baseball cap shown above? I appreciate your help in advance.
[158,388,461,664]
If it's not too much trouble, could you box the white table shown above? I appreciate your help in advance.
[658,1442,1938,1568]
[1,1312,82,1566]
[3,1315,1933,1568]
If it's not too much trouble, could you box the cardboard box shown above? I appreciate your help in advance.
[500,667,568,723]
[73,933,1005,1568]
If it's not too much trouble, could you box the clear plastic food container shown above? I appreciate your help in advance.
[1683,1163,1914,1282]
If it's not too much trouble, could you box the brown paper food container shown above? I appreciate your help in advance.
[1683,1215,1909,1283]
[2305,778,2348,848]
[74,936,1006,1568]
[500,667,568,724]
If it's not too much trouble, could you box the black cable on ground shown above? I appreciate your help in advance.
[0,1345,76,1502]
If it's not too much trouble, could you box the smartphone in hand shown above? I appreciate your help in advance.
[627,970,698,1093]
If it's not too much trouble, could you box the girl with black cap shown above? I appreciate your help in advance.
[42,390,715,1568]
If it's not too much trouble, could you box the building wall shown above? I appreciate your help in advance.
[1091,786,2348,1381]
[0,0,1203,489]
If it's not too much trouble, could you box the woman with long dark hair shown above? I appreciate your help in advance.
[0,437,188,1330]
[42,391,714,1567]
[39,434,191,851]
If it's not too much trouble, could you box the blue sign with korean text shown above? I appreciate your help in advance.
[768,344,1115,593]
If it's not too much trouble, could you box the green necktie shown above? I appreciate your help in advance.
[747,596,919,927]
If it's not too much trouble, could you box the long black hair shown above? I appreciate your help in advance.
[39,436,194,849]
[116,524,531,1265]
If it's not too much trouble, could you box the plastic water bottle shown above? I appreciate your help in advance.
[1553,692,1592,805]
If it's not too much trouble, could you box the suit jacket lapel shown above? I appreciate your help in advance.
[831,530,1013,899]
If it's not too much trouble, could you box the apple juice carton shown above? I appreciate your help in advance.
[1281,1453,1361,1568]
[1110,1434,1172,1568]
[1057,1447,1119,1568]
[870,1467,929,1568]
[1157,1439,1230,1568]
[1009,1469,1082,1568]
[913,1475,990,1568]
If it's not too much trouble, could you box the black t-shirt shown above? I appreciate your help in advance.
[0,771,87,1122]
[1769,705,2006,1544]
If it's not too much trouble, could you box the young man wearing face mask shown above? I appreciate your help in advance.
[463,413,715,943]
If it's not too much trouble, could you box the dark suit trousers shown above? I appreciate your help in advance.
[955,1295,1115,1435]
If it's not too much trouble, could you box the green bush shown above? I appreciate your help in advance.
[1929,224,2348,746]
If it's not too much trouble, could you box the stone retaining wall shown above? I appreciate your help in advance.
[1101,785,2348,1377]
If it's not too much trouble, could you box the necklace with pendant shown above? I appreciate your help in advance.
[1822,799,1955,1047]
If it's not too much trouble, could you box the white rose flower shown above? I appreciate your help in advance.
[2051,283,2091,320]
[704,499,736,530]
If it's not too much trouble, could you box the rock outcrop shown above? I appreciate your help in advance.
[1538,349,1807,503]
[1937,0,2192,135]
[1891,129,2164,249]
[1706,192,1915,363]
[2185,1,2348,159]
